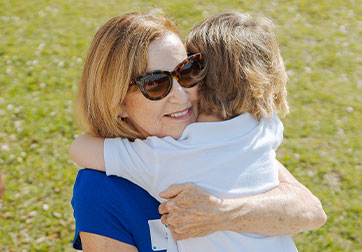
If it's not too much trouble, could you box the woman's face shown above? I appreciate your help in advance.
[121,33,199,139]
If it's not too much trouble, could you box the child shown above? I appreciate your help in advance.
[70,11,295,252]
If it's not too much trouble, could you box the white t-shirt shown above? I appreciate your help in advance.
[104,113,297,252]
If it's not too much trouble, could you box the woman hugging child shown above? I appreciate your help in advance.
[70,11,296,252]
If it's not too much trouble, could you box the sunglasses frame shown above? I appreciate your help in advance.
[130,53,203,100]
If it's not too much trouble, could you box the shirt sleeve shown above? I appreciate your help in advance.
[71,169,135,250]
[104,137,159,194]
[272,115,284,150]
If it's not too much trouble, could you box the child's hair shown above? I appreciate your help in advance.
[186,11,289,120]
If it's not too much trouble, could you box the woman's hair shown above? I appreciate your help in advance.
[186,11,289,120]
[75,12,180,139]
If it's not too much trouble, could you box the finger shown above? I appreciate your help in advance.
[160,214,168,225]
[174,227,211,240]
[171,221,213,236]
[167,224,176,235]
[159,183,193,199]
[170,227,194,241]
[172,233,187,241]
[187,230,212,239]
[158,202,169,215]
[167,212,180,226]
[159,199,179,215]
[173,231,190,240]
[172,221,196,232]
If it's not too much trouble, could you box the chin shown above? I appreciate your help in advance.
[170,126,188,139]
[172,132,183,140]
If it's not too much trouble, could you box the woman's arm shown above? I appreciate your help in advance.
[80,232,138,252]
[158,161,327,240]
[69,133,105,171]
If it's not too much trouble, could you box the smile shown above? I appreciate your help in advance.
[165,107,192,119]
[170,109,189,118]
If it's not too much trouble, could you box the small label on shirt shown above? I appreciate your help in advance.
[148,219,168,251]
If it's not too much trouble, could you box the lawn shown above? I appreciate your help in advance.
[0,0,361,251]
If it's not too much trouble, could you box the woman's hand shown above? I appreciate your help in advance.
[159,183,225,240]
[159,162,327,239]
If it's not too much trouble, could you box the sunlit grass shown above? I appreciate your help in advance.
[0,0,361,251]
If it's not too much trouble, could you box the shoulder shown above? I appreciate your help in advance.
[72,169,162,235]
[71,169,162,251]
[73,169,159,204]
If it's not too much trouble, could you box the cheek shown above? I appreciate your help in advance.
[187,86,199,109]
[124,93,165,134]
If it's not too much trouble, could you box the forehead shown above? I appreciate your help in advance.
[146,33,187,71]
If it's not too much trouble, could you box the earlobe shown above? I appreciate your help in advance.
[118,111,128,118]
[118,103,128,119]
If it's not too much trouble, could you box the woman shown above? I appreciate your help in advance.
[71,12,326,251]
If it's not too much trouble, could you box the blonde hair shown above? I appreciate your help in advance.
[75,12,180,139]
[186,11,289,120]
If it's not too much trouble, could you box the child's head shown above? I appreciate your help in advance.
[186,11,289,120]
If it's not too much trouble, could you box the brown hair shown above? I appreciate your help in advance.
[75,12,180,139]
[186,11,289,120]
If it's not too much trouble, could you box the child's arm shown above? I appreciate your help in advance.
[70,133,159,197]
[69,133,105,171]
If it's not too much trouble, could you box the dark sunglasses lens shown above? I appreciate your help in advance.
[179,58,202,87]
[143,74,171,98]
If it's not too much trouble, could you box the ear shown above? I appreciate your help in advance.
[118,102,129,119]
[118,111,128,119]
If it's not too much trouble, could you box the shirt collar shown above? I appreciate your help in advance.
[179,113,259,144]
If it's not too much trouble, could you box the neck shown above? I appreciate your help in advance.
[197,113,223,122]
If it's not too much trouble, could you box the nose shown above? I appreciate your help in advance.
[167,78,190,104]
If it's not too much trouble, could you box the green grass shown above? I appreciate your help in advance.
[0,0,361,251]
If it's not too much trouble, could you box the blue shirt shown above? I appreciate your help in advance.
[71,169,166,252]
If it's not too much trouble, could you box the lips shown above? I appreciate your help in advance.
[165,107,192,119]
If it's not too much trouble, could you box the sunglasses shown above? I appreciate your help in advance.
[130,53,203,100]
